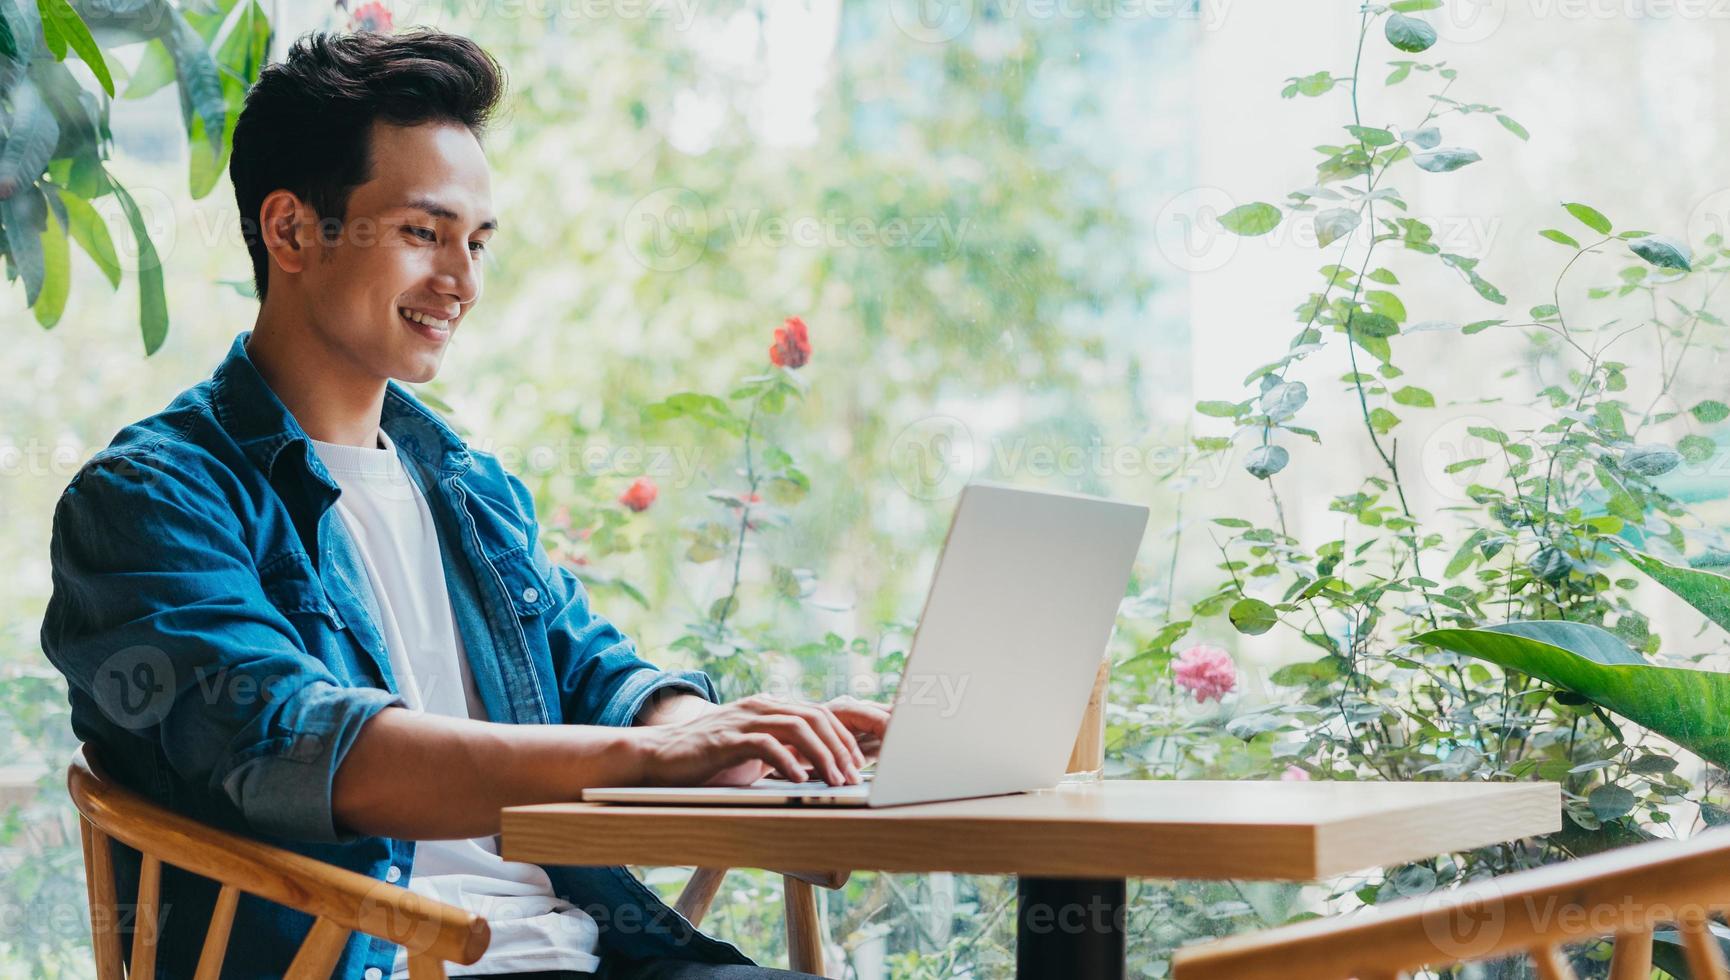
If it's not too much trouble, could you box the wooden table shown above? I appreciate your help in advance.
[500,779,1561,978]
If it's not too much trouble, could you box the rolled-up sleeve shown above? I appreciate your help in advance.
[40,450,403,843]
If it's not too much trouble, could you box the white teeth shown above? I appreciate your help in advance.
[399,307,451,329]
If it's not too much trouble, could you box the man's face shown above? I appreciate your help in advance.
[295,120,496,384]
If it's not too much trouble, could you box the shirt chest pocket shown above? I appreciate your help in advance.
[487,546,557,619]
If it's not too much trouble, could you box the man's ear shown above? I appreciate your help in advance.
[258,189,315,277]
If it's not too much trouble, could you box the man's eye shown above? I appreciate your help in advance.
[469,240,488,253]
[407,227,436,242]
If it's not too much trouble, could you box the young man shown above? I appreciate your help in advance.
[40,28,886,980]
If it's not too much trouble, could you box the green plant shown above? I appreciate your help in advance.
[1,0,269,352]
[1147,2,1730,974]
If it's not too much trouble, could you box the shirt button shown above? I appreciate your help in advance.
[522,586,539,603]
[385,865,402,883]
[365,970,382,980]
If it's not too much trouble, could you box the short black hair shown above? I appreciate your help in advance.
[229,28,505,300]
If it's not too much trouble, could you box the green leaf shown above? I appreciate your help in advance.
[32,195,68,327]
[1196,399,1243,418]
[0,78,60,194]
[1282,71,1337,98]
[1351,312,1400,338]
[1229,597,1278,635]
[36,0,114,96]
[124,39,177,100]
[1314,207,1359,248]
[165,16,227,156]
[1259,381,1307,420]
[1346,125,1395,147]
[1405,126,1441,149]
[110,180,169,356]
[1244,444,1289,480]
[1628,235,1692,272]
[1365,289,1406,322]
[1495,114,1529,141]
[1385,13,1438,52]
[1220,202,1281,237]
[1564,202,1613,235]
[1445,529,1488,578]
[1621,444,1681,477]
[1,182,47,304]
[1389,0,1442,9]
[1417,620,1730,767]
[1413,148,1481,173]
[1587,784,1635,821]
[55,187,120,287]
[1679,434,1716,463]
[1618,546,1730,636]
[188,71,245,198]
[1391,385,1434,408]
[1368,407,1401,433]
[1539,229,1580,249]
[1693,400,1730,424]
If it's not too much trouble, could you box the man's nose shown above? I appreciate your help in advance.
[433,242,482,306]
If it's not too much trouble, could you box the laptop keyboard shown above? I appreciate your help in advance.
[754,772,874,790]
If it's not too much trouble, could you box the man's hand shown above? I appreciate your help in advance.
[629,694,891,788]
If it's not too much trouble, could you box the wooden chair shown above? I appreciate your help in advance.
[1171,825,1730,980]
[673,866,849,976]
[67,744,490,979]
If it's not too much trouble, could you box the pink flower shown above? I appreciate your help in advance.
[348,0,394,32]
[769,315,811,369]
[618,477,658,512]
[1281,765,1310,782]
[1173,643,1237,703]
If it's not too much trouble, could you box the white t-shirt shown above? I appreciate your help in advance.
[310,429,601,978]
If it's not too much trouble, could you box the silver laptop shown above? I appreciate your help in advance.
[582,482,1149,808]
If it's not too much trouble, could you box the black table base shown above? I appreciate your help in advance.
[1016,876,1127,979]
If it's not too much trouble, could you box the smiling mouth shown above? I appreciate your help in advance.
[399,306,454,336]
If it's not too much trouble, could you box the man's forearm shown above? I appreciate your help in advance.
[634,689,715,726]
[330,706,646,840]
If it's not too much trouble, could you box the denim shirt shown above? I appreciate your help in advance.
[40,331,752,978]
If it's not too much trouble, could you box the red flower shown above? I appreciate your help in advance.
[349,1,394,33]
[769,315,811,369]
[618,477,658,512]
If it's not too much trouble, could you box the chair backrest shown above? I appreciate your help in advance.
[66,744,489,980]
[1171,826,1730,980]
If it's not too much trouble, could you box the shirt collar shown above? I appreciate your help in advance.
[211,330,473,484]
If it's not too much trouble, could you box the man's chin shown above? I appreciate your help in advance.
[393,351,446,385]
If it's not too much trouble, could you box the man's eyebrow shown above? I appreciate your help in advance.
[399,197,499,232]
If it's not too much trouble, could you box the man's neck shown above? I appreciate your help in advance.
[247,303,388,448]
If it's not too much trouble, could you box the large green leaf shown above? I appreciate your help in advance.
[1415,620,1730,767]
[1617,545,1730,633]
[0,76,61,193]
[37,0,115,95]
[1,181,48,302]
[167,15,225,155]
[108,178,167,355]
[31,190,67,326]
[54,185,119,287]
